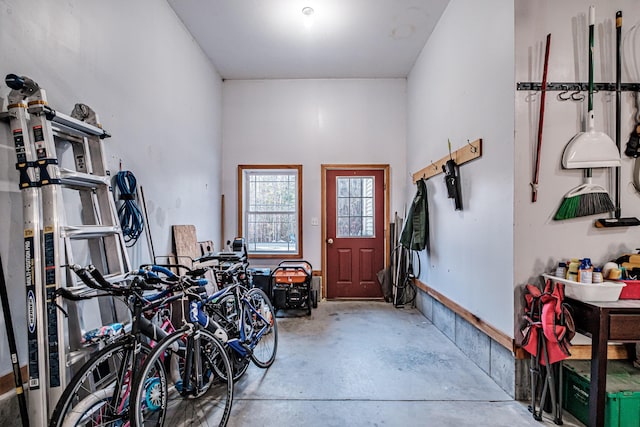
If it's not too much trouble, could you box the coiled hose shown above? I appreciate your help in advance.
[115,170,144,246]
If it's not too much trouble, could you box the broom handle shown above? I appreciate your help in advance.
[615,11,622,218]
[532,34,551,203]
[587,6,595,131]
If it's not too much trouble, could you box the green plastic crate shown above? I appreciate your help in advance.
[563,361,640,427]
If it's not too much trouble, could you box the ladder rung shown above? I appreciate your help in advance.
[45,107,110,138]
[59,168,111,188]
[66,349,94,367]
[52,127,85,144]
[63,225,120,239]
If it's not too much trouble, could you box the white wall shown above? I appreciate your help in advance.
[407,0,515,335]
[0,0,222,377]
[222,79,407,268]
[514,0,640,327]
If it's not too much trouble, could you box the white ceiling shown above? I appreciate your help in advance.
[167,0,450,80]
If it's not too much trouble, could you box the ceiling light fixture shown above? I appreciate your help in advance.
[301,6,314,16]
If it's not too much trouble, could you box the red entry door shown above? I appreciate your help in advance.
[326,169,384,299]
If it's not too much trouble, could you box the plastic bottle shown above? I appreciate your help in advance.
[592,267,603,284]
[579,258,593,284]
[609,267,622,280]
[555,262,567,279]
[567,258,580,282]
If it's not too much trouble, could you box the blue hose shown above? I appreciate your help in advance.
[116,170,144,246]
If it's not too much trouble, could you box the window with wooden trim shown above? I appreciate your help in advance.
[238,165,302,258]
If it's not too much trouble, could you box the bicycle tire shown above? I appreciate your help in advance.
[49,339,149,427]
[245,288,278,368]
[60,386,113,427]
[129,326,233,427]
[207,292,250,382]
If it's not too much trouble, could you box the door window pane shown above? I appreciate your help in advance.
[336,176,375,237]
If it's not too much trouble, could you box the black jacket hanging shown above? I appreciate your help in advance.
[400,179,429,252]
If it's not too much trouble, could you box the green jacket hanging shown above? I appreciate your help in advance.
[400,179,429,251]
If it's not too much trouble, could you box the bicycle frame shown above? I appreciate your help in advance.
[200,283,272,358]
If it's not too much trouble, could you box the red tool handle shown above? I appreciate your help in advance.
[532,34,551,203]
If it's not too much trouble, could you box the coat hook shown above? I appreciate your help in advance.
[557,85,571,101]
[571,90,585,101]
[431,161,437,170]
[467,139,477,153]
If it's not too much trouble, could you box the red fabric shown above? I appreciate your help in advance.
[521,280,574,364]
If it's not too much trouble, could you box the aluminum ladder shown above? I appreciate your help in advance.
[4,74,131,423]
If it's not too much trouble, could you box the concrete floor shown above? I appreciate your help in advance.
[229,300,584,427]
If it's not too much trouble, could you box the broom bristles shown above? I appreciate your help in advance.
[554,192,614,220]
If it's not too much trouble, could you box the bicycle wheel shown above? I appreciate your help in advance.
[59,387,114,427]
[129,326,233,427]
[49,338,148,427]
[245,288,278,368]
[207,293,250,382]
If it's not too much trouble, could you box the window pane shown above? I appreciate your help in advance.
[338,217,350,236]
[338,198,350,217]
[350,198,362,216]
[350,179,362,197]
[350,217,362,236]
[242,167,300,254]
[363,217,373,236]
[363,198,373,217]
[338,178,349,197]
[363,178,373,197]
[335,176,375,237]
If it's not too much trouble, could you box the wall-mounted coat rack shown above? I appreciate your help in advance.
[517,82,640,92]
[412,138,483,183]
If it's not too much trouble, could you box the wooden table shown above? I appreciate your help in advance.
[565,297,640,427]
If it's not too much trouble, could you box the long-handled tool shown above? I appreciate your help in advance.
[0,255,29,427]
[556,6,616,220]
[595,11,640,227]
[623,20,640,174]
[532,34,551,203]
[562,6,621,169]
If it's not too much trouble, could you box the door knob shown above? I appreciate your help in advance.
[327,238,334,244]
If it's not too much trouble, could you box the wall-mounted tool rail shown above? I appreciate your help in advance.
[412,138,482,183]
[517,82,640,92]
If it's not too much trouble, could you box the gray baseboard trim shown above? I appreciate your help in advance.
[415,290,525,399]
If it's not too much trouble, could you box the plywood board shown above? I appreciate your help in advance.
[172,225,198,268]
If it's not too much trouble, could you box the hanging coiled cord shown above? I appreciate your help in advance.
[390,244,419,307]
[115,170,144,247]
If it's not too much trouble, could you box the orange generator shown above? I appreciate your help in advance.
[270,260,317,316]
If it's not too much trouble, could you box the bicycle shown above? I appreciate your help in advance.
[128,268,240,426]
[49,264,183,426]
[129,260,277,425]
[204,261,278,373]
[192,252,278,376]
[50,264,234,427]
